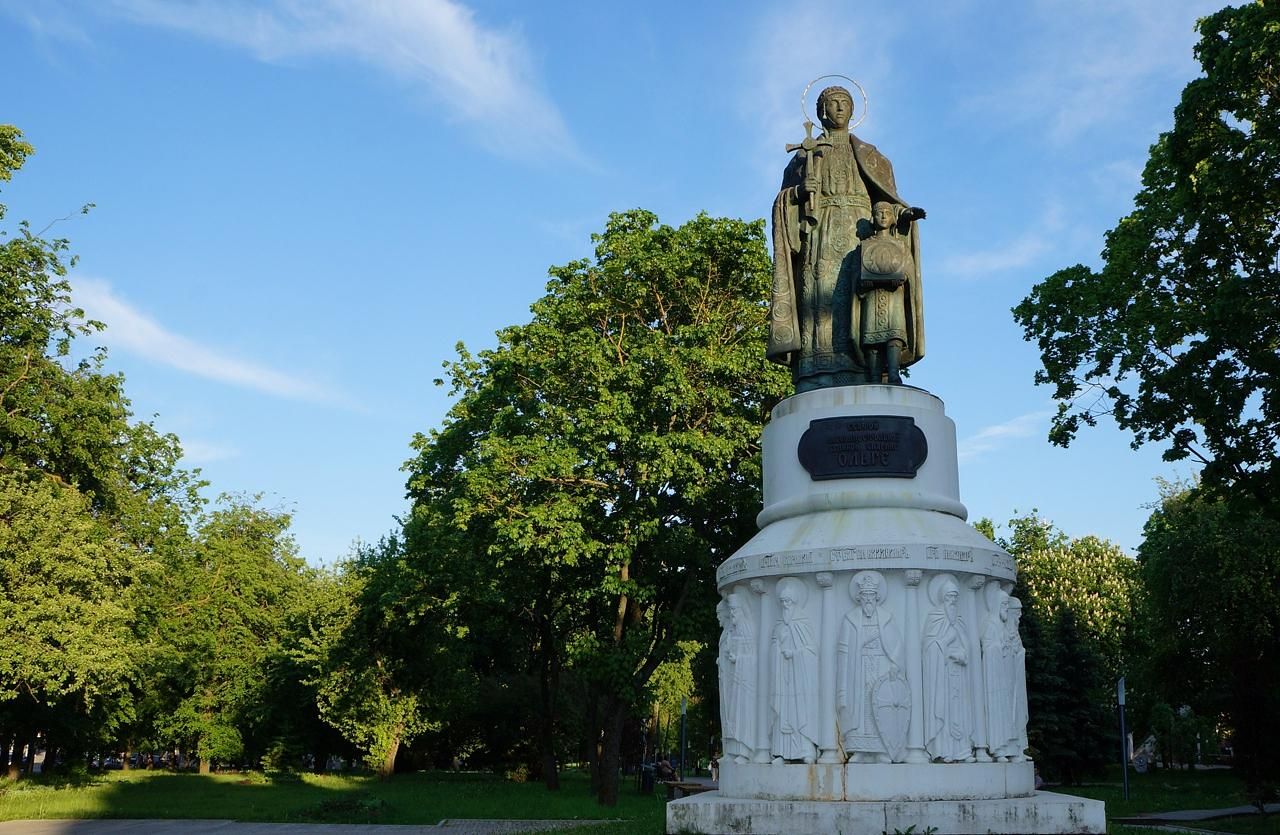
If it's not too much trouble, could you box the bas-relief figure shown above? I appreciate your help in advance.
[771,577,819,763]
[717,598,732,759]
[1008,596,1029,759]
[923,573,975,763]
[981,583,1020,760]
[722,591,758,763]
[718,570,1031,769]
[836,571,908,763]
[768,85,926,392]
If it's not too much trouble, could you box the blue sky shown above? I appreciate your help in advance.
[3,0,1224,562]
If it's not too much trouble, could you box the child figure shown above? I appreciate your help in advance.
[855,200,925,384]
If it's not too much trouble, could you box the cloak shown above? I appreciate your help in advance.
[768,134,925,373]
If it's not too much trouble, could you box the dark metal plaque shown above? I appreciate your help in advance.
[797,415,927,480]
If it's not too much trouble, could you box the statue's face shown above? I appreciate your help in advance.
[820,94,852,129]
[873,204,896,229]
[944,588,959,612]
[859,588,878,615]
[779,591,797,620]
[728,602,742,626]
[1010,609,1022,629]
[1000,597,1010,621]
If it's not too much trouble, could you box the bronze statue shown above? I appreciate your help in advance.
[768,84,926,391]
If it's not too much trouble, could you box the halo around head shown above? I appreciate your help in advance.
[776,576,809,608]
[928,572,960,607]
[802,74,868,129]
[850,570,887,605]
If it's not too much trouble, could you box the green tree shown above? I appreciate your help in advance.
[404,209,789,805]
[986,513,1141,781]
[1012,2,1280,508]
[304,537,451,778]
[151,496,308,773]
[0,125,204,774]
[1139,485,1280,802]
[0,471,150,775]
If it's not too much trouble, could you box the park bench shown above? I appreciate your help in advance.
[662,780,714,801]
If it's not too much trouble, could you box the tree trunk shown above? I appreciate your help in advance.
[378,736,400,780]
[22,735,36,776]
[586,692,602,795]
[196,739,211,775]
[596,695,626,807]
[6,738,23,779]
[122,741,132,771]
[43,745,58,775]
[0,736,10,772]
[312,747,328,774]
[538,624,562,791]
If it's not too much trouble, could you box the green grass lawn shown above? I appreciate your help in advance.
[1051,765,1253,818]
[1192,815,1280,835]
[0,769,666,834]
[1051,765,1274,835]
[3,763,1269,835]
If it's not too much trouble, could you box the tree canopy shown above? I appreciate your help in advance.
[980,513,1140,782]
[403,209,789,804]
[1012,2,1280,507]
[1139,484,1280,801]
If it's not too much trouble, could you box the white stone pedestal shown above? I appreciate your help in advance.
[667,790,1105,834]
[679,385,1106,834]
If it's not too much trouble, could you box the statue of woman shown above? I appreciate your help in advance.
[768,85,926,391]
[770,577,819,763]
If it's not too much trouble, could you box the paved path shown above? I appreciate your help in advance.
[0,820,611,834]
[1112,802,1280,824]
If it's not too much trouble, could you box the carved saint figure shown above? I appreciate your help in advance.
[923,574,975,762]
[981,583,1020,760]
[855,201,925,384]
[721,591,758,763]
[770,577,819,763]
[837,571,907,762]
[1007,596,1029,761]
[768,85,926,391]
[716,598,731,759]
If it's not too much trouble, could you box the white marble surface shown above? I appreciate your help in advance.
[719,759,1035,802]
[698,384,1063,833]
[667,791,1107,834]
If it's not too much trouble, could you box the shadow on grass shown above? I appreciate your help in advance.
[0,769,664,832]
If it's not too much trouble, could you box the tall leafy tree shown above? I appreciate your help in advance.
[1139,485,1280,803]
[405,210,789,805]
[983,513,1141,781]
[152,496,308,773]
[1012,2,1280,508]
[303,537,449,779]
[0,471,149,774]
[1,125,203,773]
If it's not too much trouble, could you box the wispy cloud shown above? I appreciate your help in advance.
[939,234,1051,278]
[73,276,348,406]
[104,0,577,163]
[958,410,1053,463]
[938,203,1066,279]
[179,438,240,464]
[977,0,1223,144]
[740,0,903,188]
[0,0,92,44]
